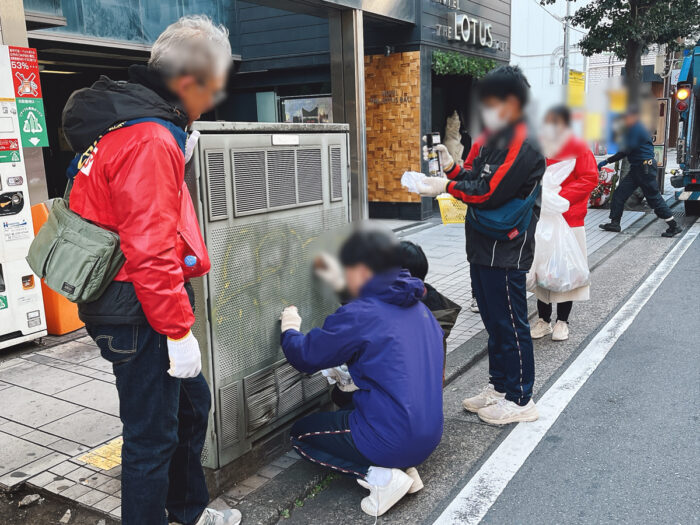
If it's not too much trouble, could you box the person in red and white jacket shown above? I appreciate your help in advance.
[530,105,598,343]
[63,17,241,525]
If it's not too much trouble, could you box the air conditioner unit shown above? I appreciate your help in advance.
[187,122,351,469]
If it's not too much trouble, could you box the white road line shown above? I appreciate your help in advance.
[433,219,700,525]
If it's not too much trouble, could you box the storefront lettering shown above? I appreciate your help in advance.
[369,90,413,105]
[432,3,509,53]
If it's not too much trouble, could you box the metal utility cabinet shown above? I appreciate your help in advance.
[187,122,351,469]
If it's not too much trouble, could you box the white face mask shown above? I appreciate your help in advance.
[481,105,508,132]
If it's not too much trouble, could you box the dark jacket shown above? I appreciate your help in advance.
[606,121,654,166]
[445,121,546,270]
[64,65,200,332]
[281,270,445,468]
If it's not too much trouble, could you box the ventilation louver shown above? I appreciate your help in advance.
[296,148,323,204]
[329,146,343,202]
[205,150,229,221]
[232,150,267,215]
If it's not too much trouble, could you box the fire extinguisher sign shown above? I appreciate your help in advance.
[0,45,48,147]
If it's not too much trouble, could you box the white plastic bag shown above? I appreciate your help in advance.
[401,171,428,194]
[528,160,590,293]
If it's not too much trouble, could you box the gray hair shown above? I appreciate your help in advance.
[149,15,232,80]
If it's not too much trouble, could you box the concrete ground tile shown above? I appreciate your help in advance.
[0,419,34,437]
[76,336,94,345]
[76,489,109,506]
[80,357,113,374]
[45,478,76,494]
[270,455,297,469]
[23,429,61,447]
[114,490,121,498]
[27,470,57,488]
[77,471,112,489]
[39,408,122,448]
[93,495,121,513]
[0,432,52,476]
[0,386,82,428]
[0,451,70,489]
[38,340,99,364]
[109,507,122,520]
[241,474,268,490]
[225,484,254,500]
[54,379,119,416]
[65,466,95,483]
[103,464,121,478]
[207,497,231,512]
[48,438,89,457]
[59,483,91,500]
[49,461,79,477]
[0,360,91,395]
[0,380,11,391]
[97,478,121,494]
[257,464,284,479]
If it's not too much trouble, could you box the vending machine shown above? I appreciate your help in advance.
[0,46,47,349]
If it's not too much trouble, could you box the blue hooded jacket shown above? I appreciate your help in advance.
[281,269,445,468]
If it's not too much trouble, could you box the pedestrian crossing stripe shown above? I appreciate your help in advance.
[676,190,700,201]
[76,436,122,470]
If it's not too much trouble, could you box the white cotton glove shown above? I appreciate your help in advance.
[416,176,448,197]
[280,306,302,333]
[314,252,345,292]
[166,330,202,378]
[322,366,359,392]
[422,141,455,172]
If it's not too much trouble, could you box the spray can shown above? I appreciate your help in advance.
[426,132,442,177]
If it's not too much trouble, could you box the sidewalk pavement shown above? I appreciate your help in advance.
[0,207,645,521]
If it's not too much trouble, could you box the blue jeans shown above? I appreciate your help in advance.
[290,409,371,479]
[470,264,535,406]
[610,163,673,221]
[86,323,211,525]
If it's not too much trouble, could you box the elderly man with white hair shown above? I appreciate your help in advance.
[61,16,239,525]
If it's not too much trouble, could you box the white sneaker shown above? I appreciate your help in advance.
[470,297,479,313]
[357,469,413,517]
[530,318,553,339]
[194,508,242,525]
[477,398,538,425]
[462,383,506,413]
[405,467,423,494]
[552,320,569,341]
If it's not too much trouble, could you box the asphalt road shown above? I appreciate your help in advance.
[480,229,700,524]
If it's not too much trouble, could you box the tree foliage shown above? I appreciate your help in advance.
[544,0,700,58]
[431,51,497,78]
[542,0,700,103]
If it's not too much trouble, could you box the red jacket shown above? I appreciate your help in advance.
[546,135,598,227]
[69,122,210,339]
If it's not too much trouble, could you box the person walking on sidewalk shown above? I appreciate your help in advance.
[63,17,240,525]
[531,105,598,342]
[279,228,444,518]
[598,107,681,237]
[415,66,546,425]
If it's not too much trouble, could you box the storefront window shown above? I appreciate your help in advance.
[23,0,63,16]
[279,96,333,124]
[38,0,236,47]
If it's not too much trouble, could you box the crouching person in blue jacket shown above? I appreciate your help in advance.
[279,228,444,517]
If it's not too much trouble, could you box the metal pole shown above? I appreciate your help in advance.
[0,0,49,204]
[329,9,368,221]
[562,0,571,93]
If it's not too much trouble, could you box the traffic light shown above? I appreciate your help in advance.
[675,84,691,112]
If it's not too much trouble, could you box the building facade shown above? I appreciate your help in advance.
[7,0,512,220]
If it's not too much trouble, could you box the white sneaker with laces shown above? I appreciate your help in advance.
[530,318,553,339]
[477,398,538,425]
[194,508,242,525]
[405,467,423,494]
[357,469,413,517]
[470,297,479,313]
[552,320,569,341]
[462,383,506,413]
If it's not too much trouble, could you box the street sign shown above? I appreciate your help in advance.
[568,70,585,108]
[0,45,47,148]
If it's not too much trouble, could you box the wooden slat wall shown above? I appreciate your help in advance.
[365,51,422,203]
